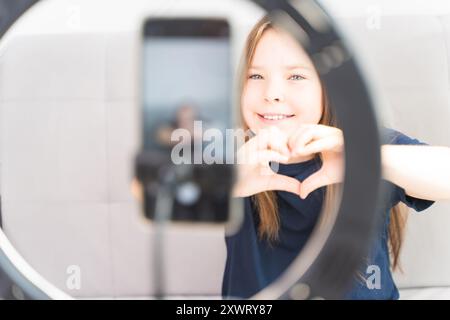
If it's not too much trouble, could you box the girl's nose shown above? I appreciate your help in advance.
[264,80,285,103]
[264,93,285,104]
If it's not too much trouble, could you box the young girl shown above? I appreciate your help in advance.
[222,15,450,300]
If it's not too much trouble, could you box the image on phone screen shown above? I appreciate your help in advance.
[141,18,233,222]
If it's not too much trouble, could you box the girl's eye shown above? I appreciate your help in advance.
[248,74,263,80]
[289,74,305,81]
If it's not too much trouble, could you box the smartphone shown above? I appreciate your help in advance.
[136,18,234,223]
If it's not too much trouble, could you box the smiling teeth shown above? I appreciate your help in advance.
[262,114,290,120]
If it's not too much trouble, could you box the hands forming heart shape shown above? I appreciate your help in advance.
[233,124,345,199]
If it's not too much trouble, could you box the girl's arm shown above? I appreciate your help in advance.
[382,145,450,201]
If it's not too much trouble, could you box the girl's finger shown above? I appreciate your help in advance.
[250,149,290,166]
[288,124,336,148]
[261,174,302,196]
[289,128,316,156]
[239,130,271,150]
[251,126,290,156]
[300,170,329,199]
[267,126,291,155]
[287,126,309,151]
[296,136,343,156]
[289,125,342,156]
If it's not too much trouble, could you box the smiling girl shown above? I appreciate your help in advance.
[222,15,450,300]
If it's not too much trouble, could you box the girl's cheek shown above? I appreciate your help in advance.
[242,93,259,113]
[292,87,322,112]
[240,99,256,127]
[242,111,257,132]
[245,83,263,99]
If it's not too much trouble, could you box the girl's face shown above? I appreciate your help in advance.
[241,28,324,136]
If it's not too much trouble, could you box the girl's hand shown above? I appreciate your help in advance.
[232,126,302,198]
[288,124,345,199]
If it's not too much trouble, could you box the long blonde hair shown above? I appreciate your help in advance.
[238,15,408,271]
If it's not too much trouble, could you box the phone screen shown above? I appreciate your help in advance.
[142,18,231,152]
[140,18,233,222]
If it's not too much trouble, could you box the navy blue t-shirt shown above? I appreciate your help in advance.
[222,128,435,300]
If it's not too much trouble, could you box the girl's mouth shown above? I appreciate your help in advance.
[257,113,295,122]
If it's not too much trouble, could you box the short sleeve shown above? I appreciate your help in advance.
[393,184,434,212]
[381,127,428,146]
[382,127,435,212]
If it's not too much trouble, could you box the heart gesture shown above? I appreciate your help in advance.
[232,124,344,199]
